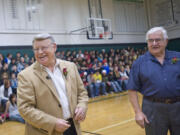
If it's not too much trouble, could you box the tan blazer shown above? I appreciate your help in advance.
[17,59,88,135]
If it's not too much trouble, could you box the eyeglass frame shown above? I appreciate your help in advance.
[147,38,165,43]
[33,43,54,53]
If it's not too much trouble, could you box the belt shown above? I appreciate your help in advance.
[144,96,180,104]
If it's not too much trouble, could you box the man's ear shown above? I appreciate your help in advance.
[53,43,57,52]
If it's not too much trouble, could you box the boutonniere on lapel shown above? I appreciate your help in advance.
[63,68,68,79]
[171,57,180,64]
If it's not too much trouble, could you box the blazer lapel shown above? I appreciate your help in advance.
[33,62,60,103]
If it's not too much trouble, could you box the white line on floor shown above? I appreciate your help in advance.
[84,118,134,135]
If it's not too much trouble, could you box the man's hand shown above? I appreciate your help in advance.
[55,119,71,133]
[135,111,149,128]
[128,90,149,128]
[74,107,86,123]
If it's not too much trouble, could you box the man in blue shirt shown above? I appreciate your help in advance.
[128,27,180,135]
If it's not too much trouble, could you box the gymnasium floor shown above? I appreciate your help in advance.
[0,92,145,135]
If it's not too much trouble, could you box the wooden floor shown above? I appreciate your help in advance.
[0,92,145,135]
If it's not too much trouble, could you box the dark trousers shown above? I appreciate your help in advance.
[63,118,77,135]
[1,99,8,110]
[142,98,180,135]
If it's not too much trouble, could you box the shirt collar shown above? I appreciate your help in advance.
[40,59,60,71]
[146,49,169,61]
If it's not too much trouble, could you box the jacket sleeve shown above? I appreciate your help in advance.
[17,73,58,135]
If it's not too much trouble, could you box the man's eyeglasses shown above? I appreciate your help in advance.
[33,46,51,52]
[147,38,164,43]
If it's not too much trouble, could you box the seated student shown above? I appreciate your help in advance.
[108,70,122,93]
[24,53,30,64]
[87,71,96,98]
[119,66,129,90]
[0,72,9,85]
[124,64,130,77]
[113,66,122,87]
[80,72,90,97]
[102,62,110,75]
[3,94,25,123]
[0,79,13,109]
[10,73,18,94]
[10,65,18,77]
[17,57,25,73]
[101,70,112,94]
[93,70,107,96]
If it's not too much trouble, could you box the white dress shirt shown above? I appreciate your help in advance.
[0,85,13,101]
[45,60,71,119]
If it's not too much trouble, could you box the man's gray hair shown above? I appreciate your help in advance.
[32,33,55,44]
[146,27,168,41]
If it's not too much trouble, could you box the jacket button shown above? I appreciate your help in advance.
[58,104,61,107]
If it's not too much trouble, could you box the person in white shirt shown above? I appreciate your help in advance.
[119,66,129,90]
[0,79,12,109]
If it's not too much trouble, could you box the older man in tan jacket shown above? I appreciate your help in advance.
[17,33,88,135]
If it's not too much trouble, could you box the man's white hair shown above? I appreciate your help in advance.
[146,27,168,41]
[32,33,55,44]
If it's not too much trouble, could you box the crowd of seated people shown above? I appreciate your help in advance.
[56,47,146,98]
[0,47,147,123]
[0,52,33,124]
[0,93,25,124]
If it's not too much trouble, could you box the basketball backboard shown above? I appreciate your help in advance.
[86,18,113,40]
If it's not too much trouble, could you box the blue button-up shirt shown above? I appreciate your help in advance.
[127,50,180,98]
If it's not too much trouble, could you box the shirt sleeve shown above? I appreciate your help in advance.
[127,59,142,91]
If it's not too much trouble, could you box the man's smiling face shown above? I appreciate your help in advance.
[33,38,57,67]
